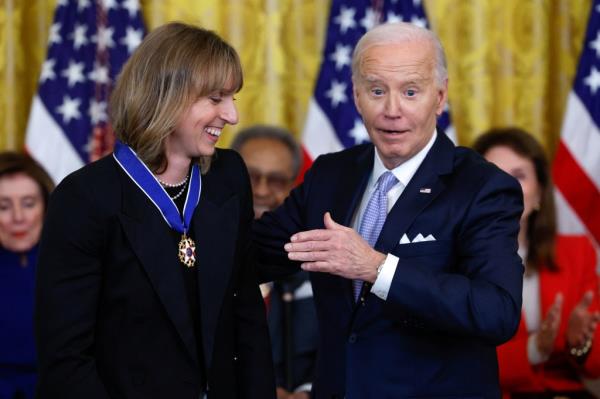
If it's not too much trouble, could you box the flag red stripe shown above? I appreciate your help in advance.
[553,141,600,244]
[296,145,313,185]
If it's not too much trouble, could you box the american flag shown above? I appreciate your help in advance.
[25,0,145,184]
[300,0,454,174]
[553,0,600,249]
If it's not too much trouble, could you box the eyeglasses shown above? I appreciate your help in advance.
[247,168,294,192]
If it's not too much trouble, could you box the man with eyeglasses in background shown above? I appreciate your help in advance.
[232,125,318,399]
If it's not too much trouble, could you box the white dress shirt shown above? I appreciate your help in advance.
[350,130,438,300]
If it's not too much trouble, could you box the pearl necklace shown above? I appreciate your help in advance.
[157,174,188,188]
[158,173,189,200]
[169,182,188,200]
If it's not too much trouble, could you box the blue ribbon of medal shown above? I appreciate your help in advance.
[113,140,201,267]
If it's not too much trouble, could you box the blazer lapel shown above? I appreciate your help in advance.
[193,188,238,371]
[354,132,456,326]
[330,146,373,227]
[375,132,454,253]
[117,171,199,367]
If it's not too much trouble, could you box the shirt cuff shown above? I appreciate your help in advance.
[370,253,399,300]
[527,333,550,365]
[294,382,312,393]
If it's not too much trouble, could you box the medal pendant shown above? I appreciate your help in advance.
[178,234,196,267]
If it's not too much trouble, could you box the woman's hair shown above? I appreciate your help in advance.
[472,127,557,271]
[110,22,243,174]
[0,152,55,208]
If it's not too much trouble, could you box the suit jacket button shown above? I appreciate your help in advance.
[348,333,357,344]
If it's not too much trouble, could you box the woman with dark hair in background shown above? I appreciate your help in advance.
[35,22,275,399]
[474,127,600,398]
[0,152,53,399]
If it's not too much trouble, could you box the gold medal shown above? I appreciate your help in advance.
[178,233,196,267]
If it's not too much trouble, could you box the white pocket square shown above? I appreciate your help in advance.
[412,233,425,243]
[399,233,436,244]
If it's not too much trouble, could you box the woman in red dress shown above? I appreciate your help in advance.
[474,127,600,398]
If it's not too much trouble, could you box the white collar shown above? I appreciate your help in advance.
[372,129,438,188]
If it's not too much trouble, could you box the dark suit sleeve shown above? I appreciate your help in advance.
[384,170,524,345]
[35,176,111,399]
[252,169,311,283]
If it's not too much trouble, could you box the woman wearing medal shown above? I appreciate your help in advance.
[35,22,276,399]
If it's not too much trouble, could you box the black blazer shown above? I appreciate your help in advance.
[35,149,275,399]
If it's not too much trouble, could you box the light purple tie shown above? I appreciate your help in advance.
[353,171,398,300]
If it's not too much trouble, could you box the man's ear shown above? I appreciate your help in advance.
[435,79,449,116]
[353,82,363,115]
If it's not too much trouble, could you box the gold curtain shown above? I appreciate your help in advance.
[0,0,56,151]
[426,0,591,154]
[0,0,592,156]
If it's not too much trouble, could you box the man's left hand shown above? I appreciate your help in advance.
[284,212,385,283]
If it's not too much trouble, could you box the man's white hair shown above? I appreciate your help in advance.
[351,22,448,87]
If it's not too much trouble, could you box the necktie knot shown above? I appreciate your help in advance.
[377,171,398,195]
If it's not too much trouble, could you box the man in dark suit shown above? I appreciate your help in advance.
[254,22,524,398]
